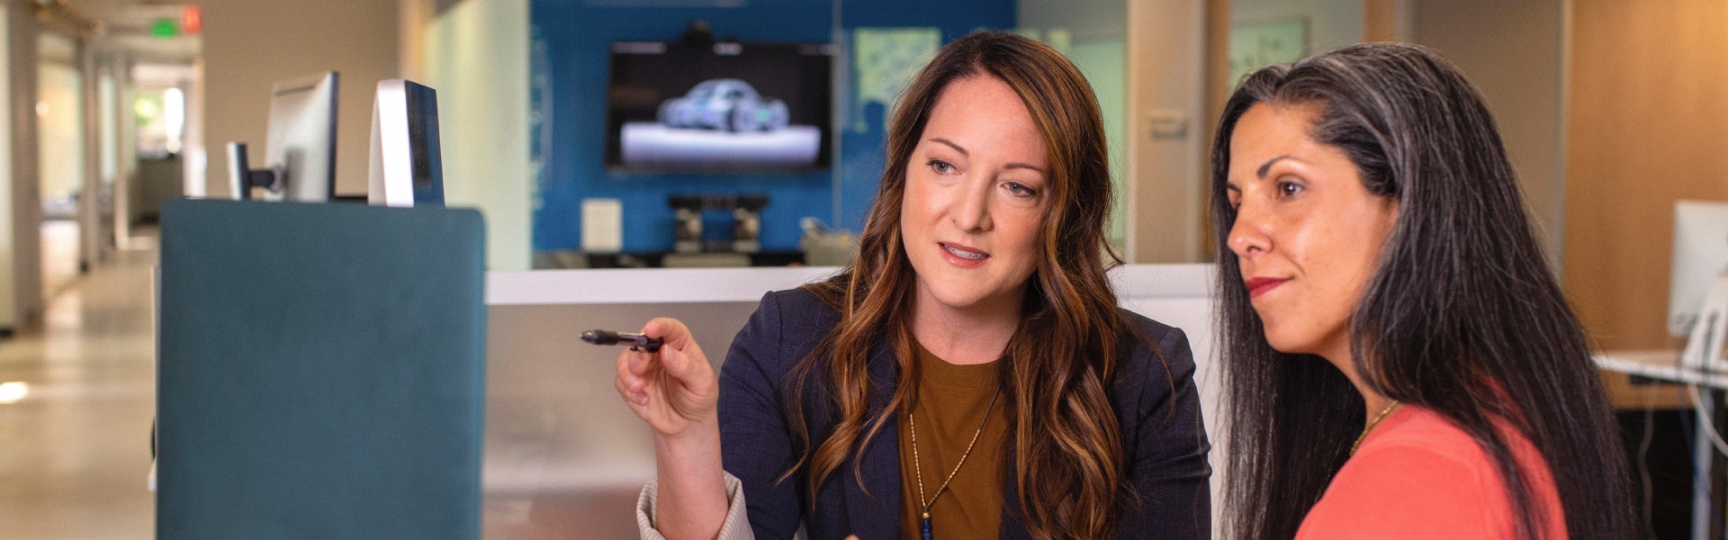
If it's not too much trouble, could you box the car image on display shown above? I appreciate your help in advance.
[657,79,790,133]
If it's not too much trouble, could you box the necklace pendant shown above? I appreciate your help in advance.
[921,514,933,540]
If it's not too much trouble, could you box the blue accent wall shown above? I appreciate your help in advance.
[531,0,1015,253]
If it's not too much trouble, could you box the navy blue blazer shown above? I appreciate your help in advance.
[717,288,1211,540]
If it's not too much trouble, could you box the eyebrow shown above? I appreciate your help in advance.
[929,137,1049,174]
[1256,155,1293,179]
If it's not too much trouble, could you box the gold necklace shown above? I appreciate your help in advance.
[1351,401,1402,455]
[909,386,1001,540]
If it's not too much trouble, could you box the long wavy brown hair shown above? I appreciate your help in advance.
[781,31,1135,539]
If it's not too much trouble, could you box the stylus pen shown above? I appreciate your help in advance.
[581,329,664,352]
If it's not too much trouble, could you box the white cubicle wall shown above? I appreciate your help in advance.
[482,264,1218,536]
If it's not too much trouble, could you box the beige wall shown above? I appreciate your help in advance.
[1127,0,1208,263]
[1562,0,1728,352]
[200,0,398,198]
[1410,0,1568,271]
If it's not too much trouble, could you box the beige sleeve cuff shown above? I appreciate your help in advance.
[636,471,754,540]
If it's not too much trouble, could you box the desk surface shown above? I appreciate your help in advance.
[1596,349,1728,389]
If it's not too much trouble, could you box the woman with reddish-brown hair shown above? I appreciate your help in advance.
[614,31,1210,539]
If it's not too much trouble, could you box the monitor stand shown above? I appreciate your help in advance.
[1682,271,1728,371]
[225,142,282,200]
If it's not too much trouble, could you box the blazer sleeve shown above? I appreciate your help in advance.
[637,472,756,540]
[1121,324,1212,539]
[716,291,808,539]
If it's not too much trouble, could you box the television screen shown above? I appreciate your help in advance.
[605,41,834,172]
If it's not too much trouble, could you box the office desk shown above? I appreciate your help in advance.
[1597,350,1720,540]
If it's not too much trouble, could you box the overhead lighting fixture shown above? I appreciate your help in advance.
[0,381,28,404]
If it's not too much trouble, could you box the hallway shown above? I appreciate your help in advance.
[0,235,157,538]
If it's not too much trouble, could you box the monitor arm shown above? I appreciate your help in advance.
[225,142,283,200]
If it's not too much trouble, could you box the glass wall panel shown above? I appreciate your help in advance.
[1018,0,1128,254]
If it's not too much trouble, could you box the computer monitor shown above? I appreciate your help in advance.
[605,41,833,172]
[1668,200,1728,337]
[368,79,444,208]
[228,72,339,202]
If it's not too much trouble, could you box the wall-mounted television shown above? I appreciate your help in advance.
[605,41,834,172]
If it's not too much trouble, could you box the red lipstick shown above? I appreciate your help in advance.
[1244,277,1289,298]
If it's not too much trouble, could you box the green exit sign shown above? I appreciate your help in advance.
[151,18,177,38]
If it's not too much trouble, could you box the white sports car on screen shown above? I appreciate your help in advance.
[657,79,791,133]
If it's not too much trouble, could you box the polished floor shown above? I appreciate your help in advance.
[0,229,158,539]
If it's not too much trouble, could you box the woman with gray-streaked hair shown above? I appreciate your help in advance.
[1211,43,1634,540]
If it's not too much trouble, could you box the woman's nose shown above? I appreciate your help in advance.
[1227,206,1270,258]
[949,176,992,232]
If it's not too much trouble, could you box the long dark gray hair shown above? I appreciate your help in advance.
[1210,43,1634,540]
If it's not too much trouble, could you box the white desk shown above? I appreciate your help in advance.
[1598,350,1728,388]
[1597,349,1719,540]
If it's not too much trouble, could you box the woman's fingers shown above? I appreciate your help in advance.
[660,347,691,380]
[608,317,719,437]
[641,317,711,386]
[614,349,648,406]
[642,317,693,349]
[644,318,706,367]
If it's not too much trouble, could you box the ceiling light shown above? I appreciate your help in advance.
[0,382,28,404]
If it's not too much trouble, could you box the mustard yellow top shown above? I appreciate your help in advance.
[897,341,1009,539]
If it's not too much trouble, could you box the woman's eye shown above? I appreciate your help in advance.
[929,160,956,174]
[1276,180,1303,198]
[1005,182,1039,199]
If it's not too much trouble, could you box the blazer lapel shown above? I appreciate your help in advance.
[998,454,1032,539]
[841,341,902,539]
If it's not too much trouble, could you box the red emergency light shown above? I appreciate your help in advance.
[181,5,202,35]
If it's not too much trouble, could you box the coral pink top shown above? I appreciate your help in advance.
[1295,405,1567,540]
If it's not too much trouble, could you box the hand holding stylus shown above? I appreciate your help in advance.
[609,318,727,540]
[611,318,716,437]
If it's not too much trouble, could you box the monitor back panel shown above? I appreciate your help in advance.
[156,198,485,539]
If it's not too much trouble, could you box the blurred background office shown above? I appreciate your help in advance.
[0,0,1718,538]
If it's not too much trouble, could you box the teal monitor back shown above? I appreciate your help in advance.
[156,199,486,539]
